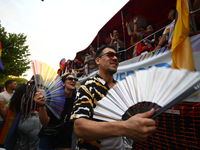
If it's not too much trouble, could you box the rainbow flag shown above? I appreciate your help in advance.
[165,28,170,37]
[0,41,5,70]
[132,45,137,57]
[0,109,16,144]
[171,0,195,71]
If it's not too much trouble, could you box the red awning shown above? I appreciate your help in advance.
[74,0,197,62]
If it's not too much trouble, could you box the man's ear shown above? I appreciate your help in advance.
[95,57,100,65]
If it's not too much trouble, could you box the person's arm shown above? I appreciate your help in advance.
[133,16,142,40]
[110,33,116,45]
[74,109,156,141]
[0,101,5,117]
[34,91,50,126]
[126,22,134,37]
[154,34,166,50]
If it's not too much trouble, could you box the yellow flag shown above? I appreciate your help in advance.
[171,0,195,71]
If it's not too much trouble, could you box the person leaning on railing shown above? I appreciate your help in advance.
[154,7,176,50]
[84,45,98,74]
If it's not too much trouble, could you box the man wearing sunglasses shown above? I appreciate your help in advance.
[70,45,156,150]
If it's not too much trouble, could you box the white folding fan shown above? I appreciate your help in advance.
[93,67,200,122]
[32,60,65,120]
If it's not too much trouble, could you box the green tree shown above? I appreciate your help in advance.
[0,24,31,81]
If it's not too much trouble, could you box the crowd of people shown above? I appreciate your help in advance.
[0,4,200,150]
[60,7,179,79]
[0,45,157,150]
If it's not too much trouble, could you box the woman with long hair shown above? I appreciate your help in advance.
[34,73,77,150]
[17,76,42,150]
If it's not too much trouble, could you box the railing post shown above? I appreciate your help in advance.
[189,0,198,34]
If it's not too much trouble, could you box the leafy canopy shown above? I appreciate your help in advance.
[0,24,31,82]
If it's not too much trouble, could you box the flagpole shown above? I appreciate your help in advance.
[121,10,127,60]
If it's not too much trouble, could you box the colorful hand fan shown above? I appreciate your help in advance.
[93,67,200,122]
[31,60,65,120]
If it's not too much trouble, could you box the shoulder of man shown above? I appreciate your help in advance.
[80,76,96,86]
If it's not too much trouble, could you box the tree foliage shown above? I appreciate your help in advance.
[0,24,31,79]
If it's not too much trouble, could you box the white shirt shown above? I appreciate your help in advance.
[0,91,13,121]
[163,20,175,44]
[100,137,126,150]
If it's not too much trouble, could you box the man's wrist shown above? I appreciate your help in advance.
[39,104,45,107]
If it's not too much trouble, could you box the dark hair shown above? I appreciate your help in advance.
[139,26,147,31]
[5,80,15,89]
[95,45,116,59]
[99,42,107,47]
[61,73,77,119]
[61,73,75,83]
[170,7,176,19]
[21,77,37,121]
[148,23,156,32]
[0,85,5,92]
[10,83,26,113]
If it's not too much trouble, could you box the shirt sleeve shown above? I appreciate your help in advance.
[70,84,94,121]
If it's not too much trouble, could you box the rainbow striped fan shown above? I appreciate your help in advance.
[93,67,200,122]
[31,60,65,120]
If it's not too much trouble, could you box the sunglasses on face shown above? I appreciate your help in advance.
[99,51,119,59]
[66,77,78,81]
[147,25,152,29]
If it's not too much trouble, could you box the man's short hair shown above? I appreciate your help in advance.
[5,80,15,89]
[95,45,116,59]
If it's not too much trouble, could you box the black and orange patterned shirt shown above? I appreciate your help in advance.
[70,74,115,150]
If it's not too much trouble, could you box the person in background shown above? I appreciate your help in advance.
[73,58,85,77]
[0,86,5,93]
[70,45,156,150]
[133,16,160,54]
[154,7,176,50]
[17,76,42,150]
[0,80,17,132]
[84,45,98,75]
[110,30,125,61]
[2,83,26,149]
[34,73,77,150]
[125,18,146,56]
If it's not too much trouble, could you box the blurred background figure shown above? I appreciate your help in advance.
[155,7,176,50]
[84,45,98,75]
[0,86,5,93]
[0,80,17,132]
[18,76,41,150]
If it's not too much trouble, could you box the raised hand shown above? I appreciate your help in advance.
[34,91,45,106]
[110,33,114,41]
[133,16,138,23]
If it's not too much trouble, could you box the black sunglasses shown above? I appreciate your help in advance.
[99,51,119,59]
[66,77,78,81]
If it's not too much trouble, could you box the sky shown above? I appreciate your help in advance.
[0,0,129,80]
